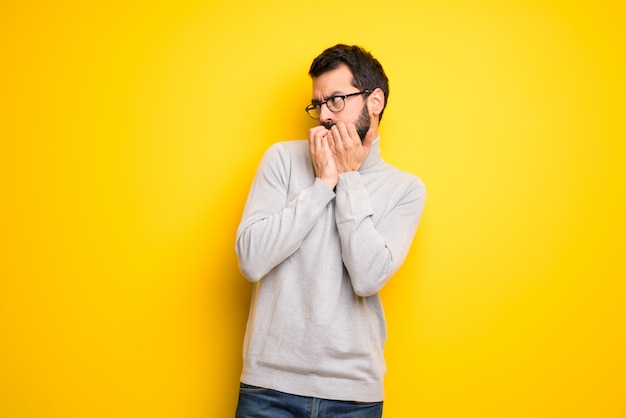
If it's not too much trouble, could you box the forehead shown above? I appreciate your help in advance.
[312,64,354,97]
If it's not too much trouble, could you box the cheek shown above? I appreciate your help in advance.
[342,108,363,125]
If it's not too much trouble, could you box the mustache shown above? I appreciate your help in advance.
[321,121,336,130]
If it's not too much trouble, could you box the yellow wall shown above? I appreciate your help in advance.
[1,1,624,417]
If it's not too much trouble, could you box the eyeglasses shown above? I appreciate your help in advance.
[305,90,370,119]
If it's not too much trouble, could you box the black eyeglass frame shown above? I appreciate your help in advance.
[305,90,371,119]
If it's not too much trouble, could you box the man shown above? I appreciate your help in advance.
[235,44,426,417]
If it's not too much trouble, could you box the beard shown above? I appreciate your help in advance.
[322,104,371,142]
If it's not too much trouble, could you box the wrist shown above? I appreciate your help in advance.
[321,175,338,190]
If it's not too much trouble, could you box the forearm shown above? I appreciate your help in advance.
[236,178,335,281]
[335,172,425,296]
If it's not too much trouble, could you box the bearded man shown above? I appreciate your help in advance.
[234,44,426,418]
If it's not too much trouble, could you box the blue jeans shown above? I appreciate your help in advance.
[235,383,383,418]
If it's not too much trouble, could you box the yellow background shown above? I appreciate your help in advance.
[1,0,624,417]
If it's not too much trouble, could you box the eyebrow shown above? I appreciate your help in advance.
[311,91,347,104]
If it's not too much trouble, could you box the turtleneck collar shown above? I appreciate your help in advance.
[359,136,381,171]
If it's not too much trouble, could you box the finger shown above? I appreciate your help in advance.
[320,134,330,152]
[332,121,344,139]
[337,122,355,147]
[309,125,328,142]
[312,133,321,156]
[326,127,336,151]
[309,129,318,155]
[314,129,328,147]
[345,123,360,145]
[330,124,348,152]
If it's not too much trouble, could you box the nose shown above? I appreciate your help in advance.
[318,103,334,124]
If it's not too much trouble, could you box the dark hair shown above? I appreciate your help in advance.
[309,44,389,121]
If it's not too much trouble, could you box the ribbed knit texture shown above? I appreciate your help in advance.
[236,138,425,402]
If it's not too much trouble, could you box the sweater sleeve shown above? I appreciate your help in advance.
[236,142,336,282]
[334,171,426,296]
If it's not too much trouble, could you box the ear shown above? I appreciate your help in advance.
[368,88,385,117]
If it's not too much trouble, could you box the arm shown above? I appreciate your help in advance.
[335,172,426,296]
[235,143,335,282]
[325,121,425,296]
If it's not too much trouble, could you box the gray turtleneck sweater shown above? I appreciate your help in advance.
[235,137,425,402]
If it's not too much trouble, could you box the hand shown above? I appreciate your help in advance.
[326,122,371,173]
[309,126,338,190]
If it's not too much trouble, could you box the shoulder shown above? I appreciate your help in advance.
[382,160,425,188]
[261,140,309,166]
[376,161,427,201]
[263,140,308,159]
[255,140,310,177]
